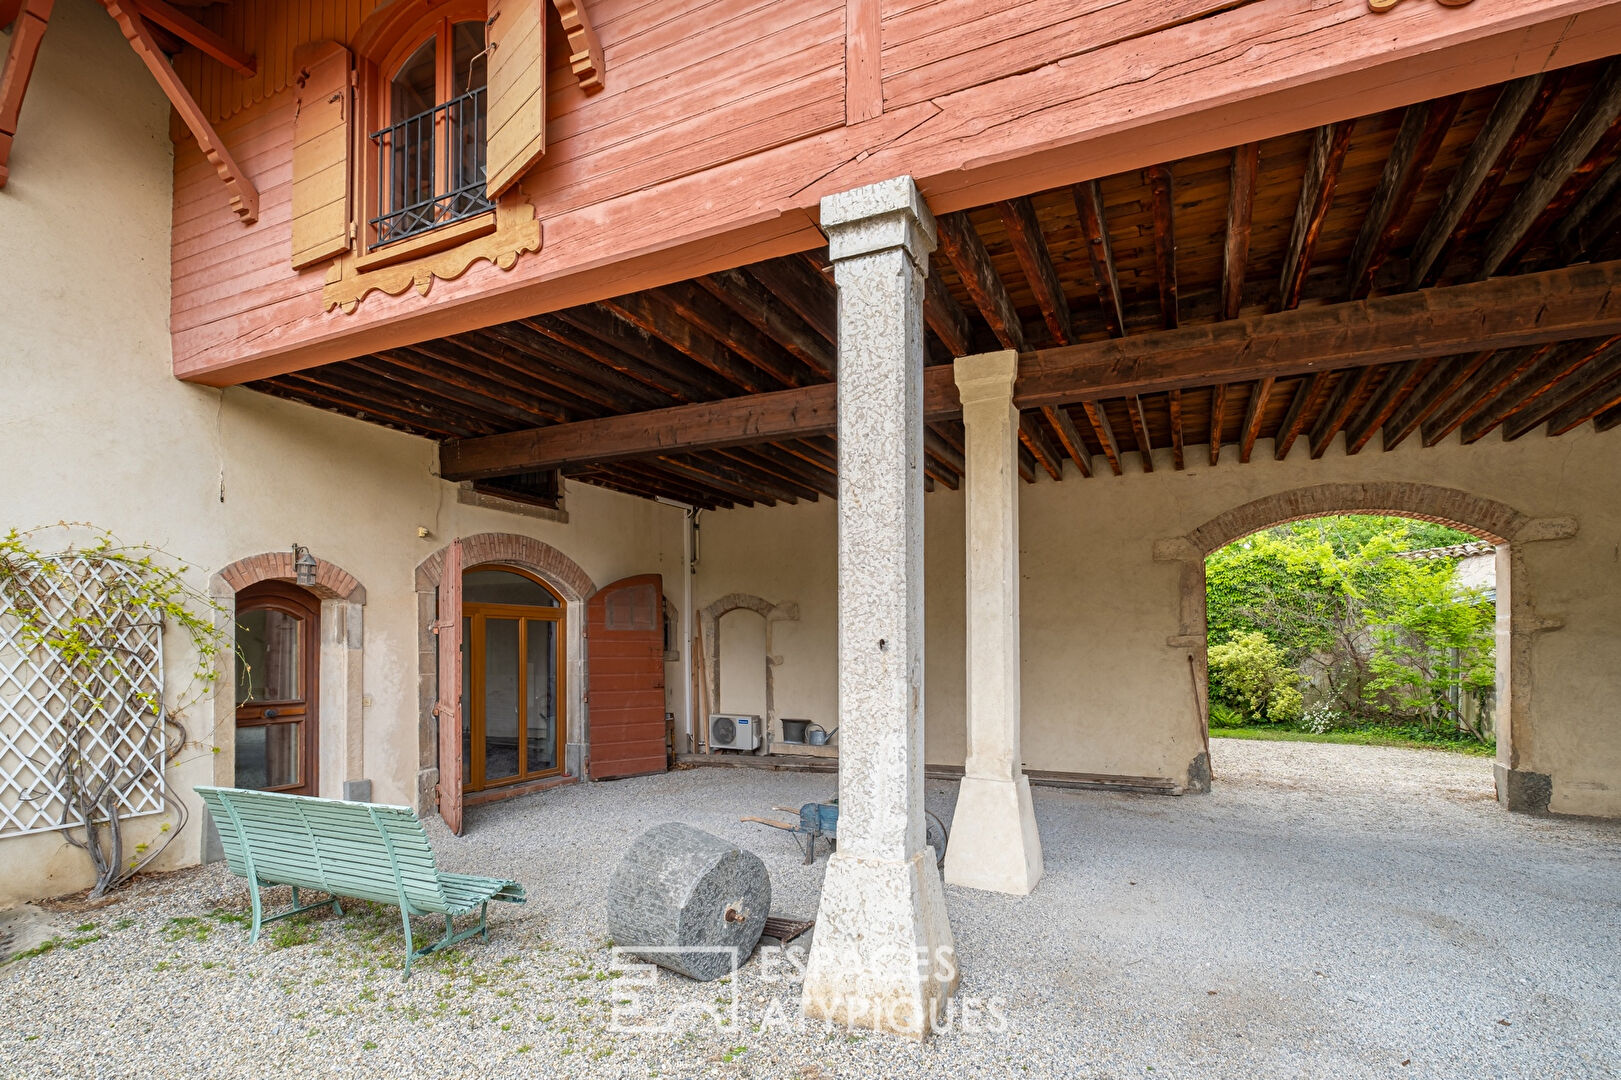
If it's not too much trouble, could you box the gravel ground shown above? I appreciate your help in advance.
[3,739,1619,1080]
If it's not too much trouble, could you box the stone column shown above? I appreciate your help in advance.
[801,176,957,1039]
[944,350,1044,895]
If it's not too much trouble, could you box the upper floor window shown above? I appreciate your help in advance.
[371,16,493,247]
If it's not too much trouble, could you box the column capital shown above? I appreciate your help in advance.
[820,175,937,271]
[953,349,1019,406]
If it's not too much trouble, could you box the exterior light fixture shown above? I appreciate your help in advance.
[293,544,318,588]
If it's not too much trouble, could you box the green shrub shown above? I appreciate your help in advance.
[1208,631,1304,724]
[1207,701,1245,729]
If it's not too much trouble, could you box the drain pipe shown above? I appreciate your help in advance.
[656,497,699,753]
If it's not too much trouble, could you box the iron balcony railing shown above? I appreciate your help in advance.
[370,86,492,247]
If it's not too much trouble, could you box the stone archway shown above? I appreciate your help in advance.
[698,593,800,753]
[204,551,368,861]
[414,534,596,810]
[1155,482,1575,809]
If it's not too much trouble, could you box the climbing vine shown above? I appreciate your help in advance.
[0,524,228,898]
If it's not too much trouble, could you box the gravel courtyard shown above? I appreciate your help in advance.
[3,740,1618,1080]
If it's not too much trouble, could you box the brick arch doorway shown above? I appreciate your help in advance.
[1161,482,1576,811]
[415,534,596,828]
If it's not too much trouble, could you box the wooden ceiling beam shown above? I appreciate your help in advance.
[1272,373,1326,460]
[1382,351,1495,450]
[1123,396,1154,472]
[422,333,628,415]
[1019,414,1063,481]
[1553,156,1621,263]
[1073,180,1125,338]
[542,306,734,401]
[1220,143,1258,321]
[1042,405,1092,479]
[1421,345,1549,446]
[381,346,575,426]
[1343,359,1431,455]
[1147,164,1178,331]
[568,466,725,512]
[710,448,825,502]
[997,196,1073,345]
[602,291,778,394]
[588,460,736,510]
[1545,367,1621,436]
[1238,376,1274,464]
[1595,404,1621,433]
[1078,401,1122,476]
[653,280,814,388]
[937,210,1027,352]
[1209,383,1227,466]
[442,261,1621,480]
[1408,74,1555,288]
[923,269,974,357]
[301,365,505,436]
[0,0,53,188]
[1480,61,1621,279]
[1461,337,1619,443]
[473,322,681,408]
[1510,115,1621,273]
[1309,367,1376,459]
[130,0,253,75]
[699,269,835,380]
[1167,389,1185,470]
[923,428,965,481]
[348,355,553,431]
[747,256,838,346]
[1278,121,1354,311]
[654,454,786,506]
[1345,96,1460,300]
[263,375,472,439]
[1503,339,1621,440]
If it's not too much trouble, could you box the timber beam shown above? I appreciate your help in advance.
[440,260,1621,481]
[0,0,52,188]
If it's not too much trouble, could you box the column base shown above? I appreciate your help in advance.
[802,849,958,1039]
[944,774,1044,895]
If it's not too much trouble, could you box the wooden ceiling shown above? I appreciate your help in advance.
[249,58,1621,510]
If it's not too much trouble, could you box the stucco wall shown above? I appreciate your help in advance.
[696,425,1621,817]
[0,0,684,906]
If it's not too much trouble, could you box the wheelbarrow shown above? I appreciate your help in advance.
[742,798,949,868]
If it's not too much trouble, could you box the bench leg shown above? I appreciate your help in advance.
[248,878,264,945]
[400,907,417,980]
[398,906,495,981]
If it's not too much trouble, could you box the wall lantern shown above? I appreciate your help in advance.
[292,544,318,588]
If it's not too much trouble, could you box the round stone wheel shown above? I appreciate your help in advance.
[605,822,771,981]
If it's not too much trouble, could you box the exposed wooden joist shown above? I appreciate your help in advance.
[1309,367,1376,459]
[600,292,773,393]
[923,268,973,357]
[1123,397,1154,472]
[1382,351,1495,450]
[1343,359,1431,454]
[654,280,811,388]
[1238,376,1274,463]
[442,261,1621,480]
[131,0,253,75]
[1073,180,1125,337]
[1167,389,1185,470]
[1421,345,1549,446]
[1278,121,1354,311]
[1480,61,1621,278]
[1345,96,1460,299]
[937,211,1026,351]
[0,0,52,188]
[1209,383,1227,465]
[699,269,835,380]
[1461,337,1619,443]
[1146,164,1178,330]
[1221,143,1258,320]
[747,257,838,346]
[1596,404,1621,432]
[1078,401,1122,477]
[1042,405,1092,479]
[1545,366,1621,435]
[997,196,1073,345]
[1553,156,1621,263]
[100,0,257,221]
[1503,339,1621,439]
[540,307,732,401]
[1019,415,1064,481]
[377,347,572,425]
[1272,374,1325,461]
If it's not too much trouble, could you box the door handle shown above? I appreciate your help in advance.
[263,708,280,719]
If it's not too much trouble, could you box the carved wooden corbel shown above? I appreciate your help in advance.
[0,0,54,188]
[551,0,604,93]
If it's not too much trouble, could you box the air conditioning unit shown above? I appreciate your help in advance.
[709,713,761,752]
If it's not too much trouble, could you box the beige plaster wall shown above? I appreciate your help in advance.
[0,0,684,907]
[696,426,1621,817]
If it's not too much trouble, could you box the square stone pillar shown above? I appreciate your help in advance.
[801,176,958,1039]
[944,350,1044,895]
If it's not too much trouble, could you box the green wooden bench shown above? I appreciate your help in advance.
[196,785,525,977]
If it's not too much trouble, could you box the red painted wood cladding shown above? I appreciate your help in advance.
[435,539,465,835]
[586,574,668,781]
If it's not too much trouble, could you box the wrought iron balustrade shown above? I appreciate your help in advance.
[370,86,492,247]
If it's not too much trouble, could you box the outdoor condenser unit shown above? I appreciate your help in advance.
[709,713,761,751]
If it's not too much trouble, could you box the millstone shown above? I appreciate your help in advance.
[606,822,771,981]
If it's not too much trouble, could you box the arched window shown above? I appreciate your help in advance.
[371,5,493,245]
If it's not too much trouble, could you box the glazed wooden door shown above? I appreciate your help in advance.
[434,539,464,834]
[234,581,320,796]
[587,574,668,780]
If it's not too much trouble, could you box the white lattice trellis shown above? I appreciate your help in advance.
[0,556,167,836]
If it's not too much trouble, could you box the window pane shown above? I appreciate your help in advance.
[236,608,301,704]
[463,569,558,607]
[526,620,557,773]
[391,37,438,215]
[392,37,438,117]
[235,723,301,790]
[484,618,521,781]
[451,21,486,95]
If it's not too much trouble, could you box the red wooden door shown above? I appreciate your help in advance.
[587,574,668,780]
[434,539,464,834]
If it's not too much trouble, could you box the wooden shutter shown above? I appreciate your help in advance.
[587,575,669,780]
[290,41,352,269]
[485,0,546,199]
[434,540,465,835]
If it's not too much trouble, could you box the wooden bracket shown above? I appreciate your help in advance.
[131,0,255,76]
[100,0,258,222]
[0,0,55,189]
[550,0,603,93]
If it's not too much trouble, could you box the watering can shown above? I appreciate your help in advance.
[805,724,838,746]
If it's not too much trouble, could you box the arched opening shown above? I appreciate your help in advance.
[459,564,566,794]
[716,608,769,720]
[233,581,322,795]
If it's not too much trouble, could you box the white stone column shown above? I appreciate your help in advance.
[801,176,957,1039]
[944,350,1044,895]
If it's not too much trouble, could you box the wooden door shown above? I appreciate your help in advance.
[587,575,668,780]
[234,581,320,796]
[461,569,566,792]
[434,539,464,834]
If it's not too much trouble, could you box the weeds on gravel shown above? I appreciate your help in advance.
[164,916,212,942]
[268,920,320,949]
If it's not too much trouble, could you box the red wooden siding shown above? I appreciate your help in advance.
[435,539,464,835]
[586,574,667,781]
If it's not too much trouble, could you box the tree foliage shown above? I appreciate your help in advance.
[1205,516,1496,743]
